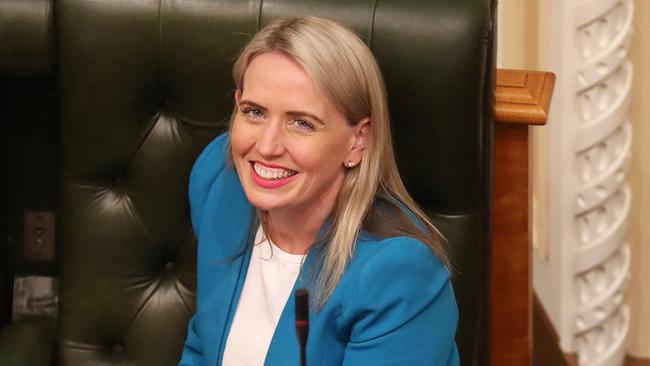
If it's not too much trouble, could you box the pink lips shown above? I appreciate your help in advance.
[249,161,298,189]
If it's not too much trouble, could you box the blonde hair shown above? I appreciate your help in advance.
[230,17,451,306]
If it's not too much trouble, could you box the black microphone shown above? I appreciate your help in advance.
[294,288,309,366]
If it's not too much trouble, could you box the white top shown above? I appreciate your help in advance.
[222,226,306,366]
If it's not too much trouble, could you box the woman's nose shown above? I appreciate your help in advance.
[255,122,286,158]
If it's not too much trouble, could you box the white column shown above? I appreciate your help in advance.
[533,1,633,366]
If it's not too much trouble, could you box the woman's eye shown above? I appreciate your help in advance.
[290,119,314,130]
[242,108,264,119]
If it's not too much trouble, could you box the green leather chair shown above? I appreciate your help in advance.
[0,0,495,364]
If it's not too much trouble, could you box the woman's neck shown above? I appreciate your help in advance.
[266,197,336,255]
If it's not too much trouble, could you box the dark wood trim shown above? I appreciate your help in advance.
[533,293,578,366]
[495,69,555,125]
[626,356,650,366]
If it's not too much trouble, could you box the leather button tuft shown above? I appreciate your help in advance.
[114,176,128,186]
[165,262,175,271]
[113,344,123,353]
[162,98,173,111]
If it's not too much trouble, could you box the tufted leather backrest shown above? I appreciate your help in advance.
[53,0,495,365]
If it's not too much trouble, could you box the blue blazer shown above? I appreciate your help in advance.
[179,134,460,366]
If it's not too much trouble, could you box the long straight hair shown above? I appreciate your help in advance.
[230,17,451,306]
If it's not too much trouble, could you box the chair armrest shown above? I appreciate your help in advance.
[0,318,54,366]
[495,69,556,125]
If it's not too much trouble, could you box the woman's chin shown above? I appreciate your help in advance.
[244,192,289,213]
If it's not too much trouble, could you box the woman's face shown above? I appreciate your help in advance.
[230,51,367,217]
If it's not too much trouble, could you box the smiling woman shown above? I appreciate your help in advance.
[179,16,459,366]
[231,51,366,251]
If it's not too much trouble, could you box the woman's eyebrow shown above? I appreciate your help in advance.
[238,99,326,126]
[238,99,267,110]
[286,111,326,126]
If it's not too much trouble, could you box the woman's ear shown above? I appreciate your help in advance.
[345,117,371,166]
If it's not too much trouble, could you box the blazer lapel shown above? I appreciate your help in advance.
[198,165,254,365]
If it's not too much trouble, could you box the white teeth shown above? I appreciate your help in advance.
[253,163,296,180]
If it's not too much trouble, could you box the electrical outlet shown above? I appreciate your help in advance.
[23,211,55,261]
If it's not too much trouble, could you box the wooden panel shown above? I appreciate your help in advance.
[490,122,531,366]
[495,69,555,125]
[490,68,554,366]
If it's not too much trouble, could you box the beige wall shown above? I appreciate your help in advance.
[497,0,540,70]
[627,0,650,358]
[497,0,551,259]
[498,0,550,254]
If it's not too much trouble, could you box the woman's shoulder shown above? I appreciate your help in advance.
[353,235,450,281]
[190,132,230,181]
[348,235,455,315]
[189,132,243,238]
[335,235,458,349]
[341,235,454,314]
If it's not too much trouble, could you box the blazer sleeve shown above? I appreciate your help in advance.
[340,237,459,366]
[178,315,207,365]
[188,133,229,238]
[179,132,229,366]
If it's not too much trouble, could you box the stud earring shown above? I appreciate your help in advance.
[345,161,356,168]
